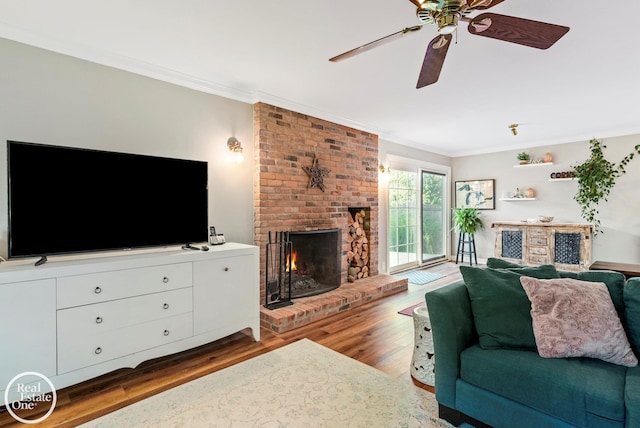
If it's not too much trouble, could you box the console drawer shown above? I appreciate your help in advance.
[57,312,193,374]
[57,263,192,309]
[529,255,551,265]
[528,236,549,246]
[529,246,548,256]
[57,288,192,338]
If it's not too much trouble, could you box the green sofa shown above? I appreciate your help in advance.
[425,260,640,428]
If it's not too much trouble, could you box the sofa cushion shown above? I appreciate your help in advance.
[460,265,560,350]
[486,257,524,269]
[626,366,640,427]
[625,278,640,356]
[460,345,627,427]
[520,277,638,367]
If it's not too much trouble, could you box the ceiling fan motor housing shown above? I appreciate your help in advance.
[417,0,463,33]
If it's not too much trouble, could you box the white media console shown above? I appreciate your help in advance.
[0,242,260,405]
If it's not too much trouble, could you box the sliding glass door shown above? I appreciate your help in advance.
[389,170,418,271]
[421,170,446,264]
[388,168,448,272]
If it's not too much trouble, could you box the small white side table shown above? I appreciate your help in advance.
[411,305,435,386]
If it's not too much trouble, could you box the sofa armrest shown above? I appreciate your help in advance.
[425,280,476,408]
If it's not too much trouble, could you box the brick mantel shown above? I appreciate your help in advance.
[253,103,379,304]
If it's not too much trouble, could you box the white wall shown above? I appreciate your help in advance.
[3,37,638,268]
[451,134,640,264]
[0,38,255,259]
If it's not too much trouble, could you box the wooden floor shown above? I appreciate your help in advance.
[0,262,462,427]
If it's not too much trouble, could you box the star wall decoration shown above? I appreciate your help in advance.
[302,153,330,192]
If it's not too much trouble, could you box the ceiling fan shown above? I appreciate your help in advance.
[329,0,570,88]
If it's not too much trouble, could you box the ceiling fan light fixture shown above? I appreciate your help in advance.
[419,0,445,11]
[436,13,459,34]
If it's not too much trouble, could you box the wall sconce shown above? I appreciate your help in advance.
[378,164,391,184]
[509,124,518,136]
[227,137,243,163]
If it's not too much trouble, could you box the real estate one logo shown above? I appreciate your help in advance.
[4,371,57,424]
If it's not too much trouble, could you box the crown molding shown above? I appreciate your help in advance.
[0,21,255,103]
[0,21,388,141]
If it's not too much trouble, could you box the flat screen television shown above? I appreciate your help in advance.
[7,141,209,260]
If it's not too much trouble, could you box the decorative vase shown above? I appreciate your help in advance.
[543,152,553,163]
[525,187,535,198]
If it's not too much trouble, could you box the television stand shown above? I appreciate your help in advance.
[0,242,259,406]
[181,243,201,251]
[35,255,48,266]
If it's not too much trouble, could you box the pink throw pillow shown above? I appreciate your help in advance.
[520,276,638,367]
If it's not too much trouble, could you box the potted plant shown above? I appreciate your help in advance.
[517,152,530,165]
[573,138,640,235]
[452,207,484,235]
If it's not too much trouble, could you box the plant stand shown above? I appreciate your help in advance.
[455,232,477,266]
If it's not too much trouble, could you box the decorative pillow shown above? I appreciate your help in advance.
[625,278,640,356]
[460,265,561,350]
[559,270,626,322]
[520,276,638,367]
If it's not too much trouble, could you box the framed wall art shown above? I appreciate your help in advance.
[455,179,495,210]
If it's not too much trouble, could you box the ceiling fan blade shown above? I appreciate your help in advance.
[468,13,570,49]
[416,34,452,88]
[468,0,507,10]
[329,25,423,62]
[407,0,424,7]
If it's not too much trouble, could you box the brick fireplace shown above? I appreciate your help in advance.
[254,103,407,332]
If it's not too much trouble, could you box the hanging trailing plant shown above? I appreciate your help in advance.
[573,138,640,235]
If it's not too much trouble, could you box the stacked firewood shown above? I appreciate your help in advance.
[347,209,369,282]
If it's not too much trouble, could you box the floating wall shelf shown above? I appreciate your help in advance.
[513,162,554,168]
[499,197,537,201]
[549,177,575,182]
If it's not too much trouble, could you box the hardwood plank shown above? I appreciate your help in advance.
[0,263,462,427]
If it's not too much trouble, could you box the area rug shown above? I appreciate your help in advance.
[398,301,426,316]
[81,339,452,428]
[397,270,445,285]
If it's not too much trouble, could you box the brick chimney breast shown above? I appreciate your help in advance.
[253,103,379,304]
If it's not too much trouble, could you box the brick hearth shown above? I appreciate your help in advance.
[254,102,397,332]
[260,274,408,333]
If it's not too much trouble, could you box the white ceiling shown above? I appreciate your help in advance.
[1,0,639,156]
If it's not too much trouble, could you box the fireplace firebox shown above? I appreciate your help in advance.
[264,228,341,309]
[288,229,341,298]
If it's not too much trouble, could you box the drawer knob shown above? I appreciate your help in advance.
[163,277,169,284]
[163,330,170,336]
[224,267,229,272]
[96,316,103,324]
[163,303,170,310]
[95,347,102,355]
[94,286,102,294]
